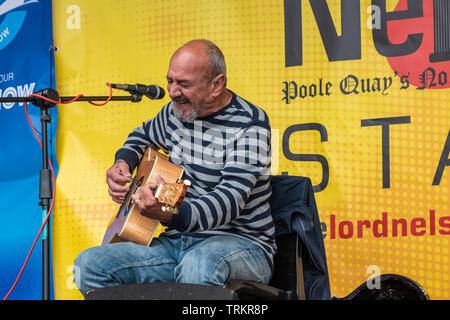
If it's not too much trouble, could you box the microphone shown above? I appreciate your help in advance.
[111,83,165,100]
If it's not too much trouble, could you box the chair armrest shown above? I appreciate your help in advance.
[226,280,297,300]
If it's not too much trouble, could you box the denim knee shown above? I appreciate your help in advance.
[73,246,102,294]
[173,236,272,286]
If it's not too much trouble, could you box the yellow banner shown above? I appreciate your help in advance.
[52,0,449,300]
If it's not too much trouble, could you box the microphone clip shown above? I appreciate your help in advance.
[129,92,143,103]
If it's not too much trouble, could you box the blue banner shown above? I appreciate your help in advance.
[0,0,57,300]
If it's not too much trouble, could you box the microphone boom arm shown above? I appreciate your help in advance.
[0,92,144,104]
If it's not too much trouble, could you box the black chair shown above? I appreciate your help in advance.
[227,175,330,300]
[226,232,305,300]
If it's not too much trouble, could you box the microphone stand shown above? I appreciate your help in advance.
[0,88,143,300]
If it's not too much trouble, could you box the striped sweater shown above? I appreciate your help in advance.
[115,92,276,265]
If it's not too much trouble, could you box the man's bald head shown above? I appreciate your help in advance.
[167,40,231,123]
[174,39,227,83]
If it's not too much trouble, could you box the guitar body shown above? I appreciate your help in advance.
[102,149,185,246]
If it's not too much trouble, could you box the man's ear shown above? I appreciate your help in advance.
[209,73,227,98]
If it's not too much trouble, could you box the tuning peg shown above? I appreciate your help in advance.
[161,206,167,212]
[168,206,179,214]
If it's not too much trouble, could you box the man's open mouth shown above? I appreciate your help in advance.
[173,97,190,105]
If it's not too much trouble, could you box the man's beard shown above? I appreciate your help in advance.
[172,97,199,123]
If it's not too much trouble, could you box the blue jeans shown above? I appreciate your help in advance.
[74,234,272,297]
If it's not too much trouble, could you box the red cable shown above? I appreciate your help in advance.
[2,103,56,301]
[88,82,113,105]
[27,82,113,105]
[3,83,113,300]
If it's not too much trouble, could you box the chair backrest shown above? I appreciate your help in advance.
[269,175,331,300]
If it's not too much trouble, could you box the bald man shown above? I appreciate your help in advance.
[74,39,276,297]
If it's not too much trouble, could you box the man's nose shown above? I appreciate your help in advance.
[168,83,181,98]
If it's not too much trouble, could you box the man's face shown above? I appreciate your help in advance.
[166,48,212,123]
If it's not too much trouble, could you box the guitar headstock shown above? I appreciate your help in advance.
[154,180,190,214]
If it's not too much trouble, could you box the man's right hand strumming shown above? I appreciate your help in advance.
[106,159,132,203]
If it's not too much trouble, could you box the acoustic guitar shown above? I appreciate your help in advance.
[102,148,190,246]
